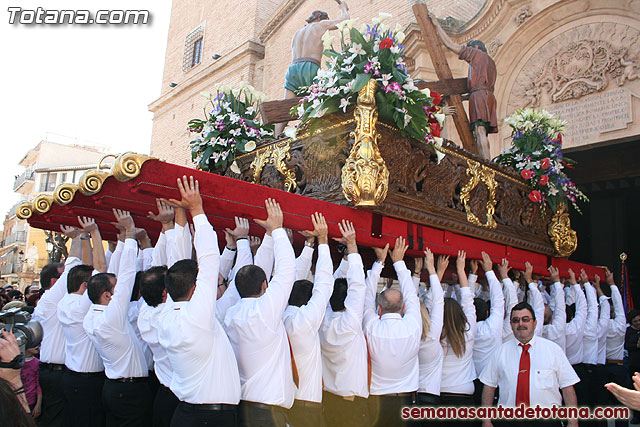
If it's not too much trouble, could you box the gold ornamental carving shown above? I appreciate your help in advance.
[78,170,111,196]
[341,79,389,207]
[33,194,54,215]
[53,184,78,206]
[16,202,34,220]
[548,203,578,257]
[249,141,297,192]
[112,152,154,182]
[460,160,498,229]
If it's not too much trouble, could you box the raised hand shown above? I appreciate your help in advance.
[414,256,423,275]
[373,243,389,264]
[469,259,479,275]
[481,251,492,272]
[148,199,175,225]
[249,236,262,255]
[568,268,577,285]
[456,250,467,273]
[0,330,21,383]
[334,220,356,254]
[167,176,204,216]
[497,258,511,280]
[548,265,560,283]
[77,216,98,233]
[303,212,328,245]
[225,217,250,242]
[605,267,616,287]
[390,236,408,263]
[524,261,534,284]
[135,228,152,249]
[60,225,82,239]
[436,255,449,282]
[254,198,284,234]
[594,274,601,286]
[424,248,436,275]
[113,209,135,232]
[579,269,589,284]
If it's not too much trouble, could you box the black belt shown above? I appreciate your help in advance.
[378,392,416,398]
[109,377,148,383]
[40,362,66,371]
[181,402,237,411]
[240,401,287,412]
[417,392,440,404]
[294,399,322,409]
[66,369,104,378]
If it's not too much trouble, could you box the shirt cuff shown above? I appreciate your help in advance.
[124,238,138,250]
[485,271,497,281]
[271,227,287,241]
[393,260,407,271]
[237,238,250,251]
[192,213,210,228]
[347,252,363,266]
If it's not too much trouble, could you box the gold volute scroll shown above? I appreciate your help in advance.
[78,170,111,196]
[459,160,498,229]
[341,79,389,207]
[53,184,78,206]
[112,152,155,182]
[249,141,297,192]
[16,202,34,220]
[33,194,54,215]
[548,202,578,257]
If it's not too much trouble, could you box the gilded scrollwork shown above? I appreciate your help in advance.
[249,141,297,192]
[548,203,578,257]
[16,202,33,220]
[459,160,498,229]
[78,170,111,196]
[33,194,54,215]
[112,152,155,182]
[341,79,389,207]
[53,184,78,206]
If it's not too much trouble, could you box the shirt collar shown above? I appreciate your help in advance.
[516,334,537,348]
[380,313,402,320]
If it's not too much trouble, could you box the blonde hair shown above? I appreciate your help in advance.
[420,303,431,341]
[440,297,469,358]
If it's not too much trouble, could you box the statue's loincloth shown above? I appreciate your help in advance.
[284,57,321,93]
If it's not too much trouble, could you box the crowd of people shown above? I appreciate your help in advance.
[0,175,636,427]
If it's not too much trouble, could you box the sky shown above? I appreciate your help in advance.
[0,0,172,220]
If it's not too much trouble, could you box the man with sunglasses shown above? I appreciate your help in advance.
[479,302,579,426]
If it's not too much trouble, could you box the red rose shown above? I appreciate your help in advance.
[555,133,563,146]
[520,169,533,180]
[380,38,394,49]
[528,190,542,203]
[539,175,549,186]
[541,158,550,170]
[430,123,441,138]
[432,91,442,105]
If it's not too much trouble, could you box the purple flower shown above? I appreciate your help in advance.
[364,62,374,73]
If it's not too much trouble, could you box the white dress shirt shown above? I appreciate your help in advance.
[527,282,545,337]
[253,234,274,280]
[480,335,580,407]
[542,282,566,352]
[224,228,296,409]
[57,292,103,372]
[607,286,626,360]
[172,222,193,262]
[157,214,240,404]
[138,301,173,387]
[440,286,477,395]
[596,296,610,364]
[295,245,314,281]
[502,277,518,343]
[107,241,123,275]
[582,282,600,364]
[34,256,81,364]
[215,238,252,325]
[418,274,444,395]
[83,239,149,379]
[565,284,587,365]
[283,243,333,403]
[151,232,168,267]
[320,253,369,398]
[128,300,154,370]
[363,260,421,395]
[473,271,505,375]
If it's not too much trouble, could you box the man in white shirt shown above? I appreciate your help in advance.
[564,268,587,403]
[363,236,421,427]
[157,176,240,427]
[224,198,295,427]
[320,220,370,427]
[542,266,566,352]
[283,212,332,427]
[480,301,579,427]
[34,226,81,427]
[83,209,152,426]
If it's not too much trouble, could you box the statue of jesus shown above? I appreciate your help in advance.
[274,0,350,137]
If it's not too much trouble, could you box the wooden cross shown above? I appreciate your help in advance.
[259,3,479,155]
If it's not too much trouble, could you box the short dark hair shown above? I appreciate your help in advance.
[235,265,267,298]
[165,259,198,300]
[627,308,640,324]
[141,266,168,307]
[7,290,23,300]
[87,273,116,304]
[40,263,63,290]
[466,39,487,53]
[306,10,329,23]
[511,302,536,320]
[474,297,489,321]
[330,278,348,311]
[131,271,143,302]
[289,280,313,307]
[566,303,576,322]
[67,265,94,293]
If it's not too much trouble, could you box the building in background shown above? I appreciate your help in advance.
[0,141,108,290]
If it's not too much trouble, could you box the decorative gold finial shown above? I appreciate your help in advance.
[621,252,628,262]
[341,78,389,207]
[548,202,578,257]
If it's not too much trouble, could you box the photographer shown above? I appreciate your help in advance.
[0,329,36,426]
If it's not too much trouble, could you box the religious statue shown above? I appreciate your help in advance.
[430,14,498,161]
[274,0,350,137]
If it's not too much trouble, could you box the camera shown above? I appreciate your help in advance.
[0,307,43,355]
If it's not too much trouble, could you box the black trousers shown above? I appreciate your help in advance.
[571,363,587,406]
[322,391,370,427]
[581,364,607,427]
[170,401,238,427]
[368,393,415,426]
[439,392,477,426]
[605,362,631,427]
[38,363,66,427]
[61,369,106,427]
[238,400,288,427]
[153,383,180,427]
[288,399,325,427]
[102,378,152,427]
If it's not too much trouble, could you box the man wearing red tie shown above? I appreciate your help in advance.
[479,302,579,426]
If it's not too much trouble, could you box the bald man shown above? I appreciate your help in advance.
[362,238,421,427]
